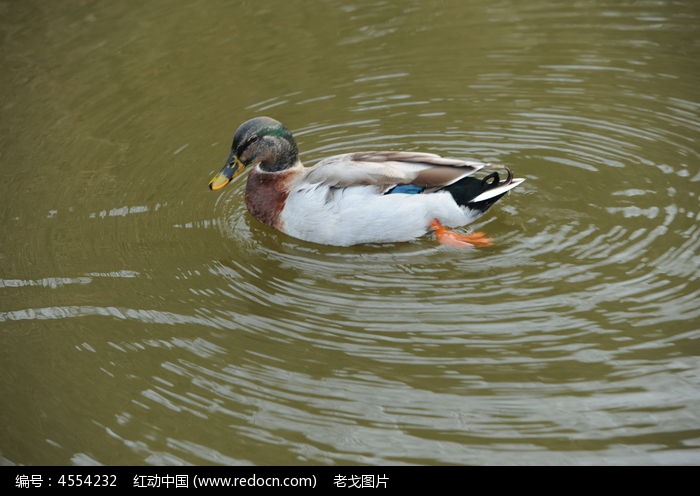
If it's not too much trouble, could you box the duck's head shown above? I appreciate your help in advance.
[209,117,298,191]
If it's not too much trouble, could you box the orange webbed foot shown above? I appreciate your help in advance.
[429,220,493,248]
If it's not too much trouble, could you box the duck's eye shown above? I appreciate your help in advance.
[237,135,259,156]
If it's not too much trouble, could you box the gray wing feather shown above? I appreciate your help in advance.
[304,151,490,189]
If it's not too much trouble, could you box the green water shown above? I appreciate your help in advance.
[1,0,698,465]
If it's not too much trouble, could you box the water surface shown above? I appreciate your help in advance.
[1,0,699,465]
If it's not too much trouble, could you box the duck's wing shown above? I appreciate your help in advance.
[304,151,496,190]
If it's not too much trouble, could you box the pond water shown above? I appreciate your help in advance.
[1,0,698,465]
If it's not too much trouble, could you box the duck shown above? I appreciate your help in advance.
[209,116,524,247]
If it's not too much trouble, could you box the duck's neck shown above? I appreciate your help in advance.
[258,137,299,173]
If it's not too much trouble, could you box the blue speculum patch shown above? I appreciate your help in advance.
[386,184,425,195]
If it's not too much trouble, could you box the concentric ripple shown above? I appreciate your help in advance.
[193,85,699,462]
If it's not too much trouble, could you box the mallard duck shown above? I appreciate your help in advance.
[209,117,524,247]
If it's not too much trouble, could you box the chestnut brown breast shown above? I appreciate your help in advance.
[244,168,296,229]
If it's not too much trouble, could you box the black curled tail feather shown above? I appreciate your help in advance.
[442,167,514,214]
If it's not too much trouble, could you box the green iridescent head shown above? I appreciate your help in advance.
[209,117,298,191]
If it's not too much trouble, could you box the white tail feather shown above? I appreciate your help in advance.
[469,178,525,203]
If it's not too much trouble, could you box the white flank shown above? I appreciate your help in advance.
[279,184,482,246]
